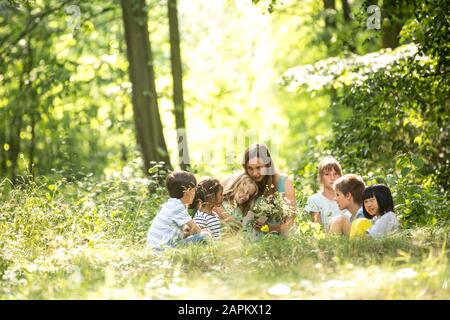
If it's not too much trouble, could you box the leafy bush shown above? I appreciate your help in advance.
[280,0,449,228]
[0,162,167,274]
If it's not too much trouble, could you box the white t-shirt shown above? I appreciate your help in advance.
[305,192,350,229]
[147,198,192,249]
[367,211,400,238]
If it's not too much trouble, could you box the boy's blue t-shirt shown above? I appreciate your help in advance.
[147,198,191,249]
[351,207,365,223]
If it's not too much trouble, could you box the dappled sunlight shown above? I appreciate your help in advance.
[0,0,448,301]
[281,44,419,92]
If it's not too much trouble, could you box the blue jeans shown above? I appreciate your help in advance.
[152,232,211,251]
[179,231,210,245]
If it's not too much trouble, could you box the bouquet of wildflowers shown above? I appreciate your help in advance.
[245,192,292,232]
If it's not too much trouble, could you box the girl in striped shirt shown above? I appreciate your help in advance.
[191,178,224,239]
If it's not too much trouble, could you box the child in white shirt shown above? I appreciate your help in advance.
[305,157,349,230]
[363,184,400,238]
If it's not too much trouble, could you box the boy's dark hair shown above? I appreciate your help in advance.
[333,174,365,205]
[189,178,223,210]
[363,184,394,216]
[166,171,197,199]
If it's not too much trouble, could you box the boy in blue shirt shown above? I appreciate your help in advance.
[328,174,366,236]
[147,171,211,250]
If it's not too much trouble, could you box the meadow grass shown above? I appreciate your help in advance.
[0,175,449,299]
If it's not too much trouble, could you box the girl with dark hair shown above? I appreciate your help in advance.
[362,184,400,238]
[191,178,224,239]
[350,184,400,238]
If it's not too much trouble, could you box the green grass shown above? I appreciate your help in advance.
[1,174,449,299]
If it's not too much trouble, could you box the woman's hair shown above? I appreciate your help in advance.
[362,184,394,217]
[189,177,223,211]
[223,173,259,215]
[318,156,342,182]
[242,143,277,197]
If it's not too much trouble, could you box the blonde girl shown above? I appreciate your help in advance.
[222,174,259,226]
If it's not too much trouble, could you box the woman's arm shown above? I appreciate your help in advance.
[279,177,296,233]
[283,177,296,210]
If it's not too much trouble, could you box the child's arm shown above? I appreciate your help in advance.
[184,219,202,236]
[281,179,297,233]
[310,212,321,224]
[213,205,239,223]
[305,194,321,224]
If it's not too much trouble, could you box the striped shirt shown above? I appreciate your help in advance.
[193,210,221,239]
[147,198,192,249]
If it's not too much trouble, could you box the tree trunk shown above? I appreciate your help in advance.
[121,0,171,174]
[0,112,7,175]
[382,0,403,48]
[117,23,128,164]
[341,0,351,22]
[9,112,23,181]
[324,0,336,28]
[168,0,190,171]
[28,109,36,175]
[10,32,33,181]
[323,0,340,122]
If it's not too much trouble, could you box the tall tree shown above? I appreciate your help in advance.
[168,0,190,171]
[324,0,336,28]
[341,0,351,22]
[382,0,405,48]
[121,0,171,174]
[9,12,33,181]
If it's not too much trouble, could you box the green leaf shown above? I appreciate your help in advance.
[412,157,424,169]
[401,167,411,177]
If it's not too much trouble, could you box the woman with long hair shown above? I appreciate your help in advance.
[221,143,297,235]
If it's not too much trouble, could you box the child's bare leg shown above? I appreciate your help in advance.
[342,218,351,236]
[328,215,351,236]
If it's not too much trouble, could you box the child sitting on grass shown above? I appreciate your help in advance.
[305,157,349,230]
[191,178,224,239]
[351,184,400,238]
[218,174,259,230]
[147,171,211,250]
[328,174,367,236]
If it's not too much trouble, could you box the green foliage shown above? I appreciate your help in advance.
[0,0,448,300]
[0,0,135,178]
[362,154,449,227]
[1,173,449,299]
[0,163,166,269]
[280,0,449,227]
[405,0,450,72]
[0,165,449,298]
[251,0,279,13]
